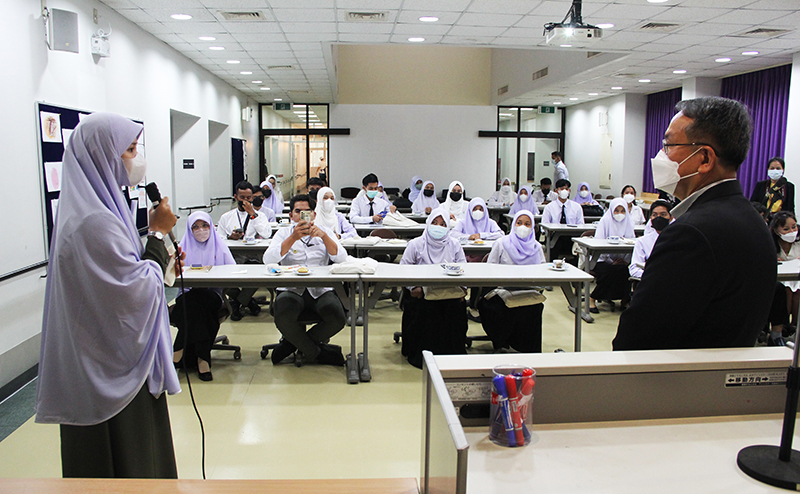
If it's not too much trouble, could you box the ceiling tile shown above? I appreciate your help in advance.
[650,7,732,23]
[711,9,785,24]
[400,0,471,11]
[271,8,336,22]
[337,34,392,43]
[335,0,403,9]
[200,0,268,7]
[391,23,451,36]
[456,13,524,27]
[128,0,206,7]
[744,0,800,10]
[335,22,394,34]
[285,32,337,42]
[231,32,288,42]
[447,25,507,37]
[116,9,158,23]
[467,0,542,15]
[281,22,338,33]
[592,3,673,20]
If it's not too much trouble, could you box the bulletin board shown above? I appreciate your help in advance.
[36,102,148,255]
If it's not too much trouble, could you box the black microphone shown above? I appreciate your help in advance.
[144,182,178,246]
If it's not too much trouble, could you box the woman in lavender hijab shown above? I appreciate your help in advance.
[399,208,467,368]
[35,113,182,478]
[171,211,235,382]
[477,210,547,352]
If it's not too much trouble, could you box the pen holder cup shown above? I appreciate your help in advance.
[489,365,535,448]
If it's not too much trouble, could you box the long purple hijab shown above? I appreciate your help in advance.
[36,113,180,426]
[260,181,283,214]
[459,197,494,235]
[502,211,542,264]
[509,185,535,215]
[181,211,235,267]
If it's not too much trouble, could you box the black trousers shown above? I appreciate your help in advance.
[60,384,177,479]
[401,289,467,368]
[590,261,632,301]
[768,282,791,327]
[273,289,346,359]
[170,288,223,364]
[478,295,544,353]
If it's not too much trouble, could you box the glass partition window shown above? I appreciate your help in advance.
[495,106,564,190]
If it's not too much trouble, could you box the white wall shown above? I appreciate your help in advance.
[564,93,647,197]
[329,105,497,200]
[0,0,258,390]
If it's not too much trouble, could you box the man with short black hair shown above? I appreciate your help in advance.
[533,177,558,206]
[252,184,277,222]
[307,177,325,201]
[552,151,569,182]
[629,200,673,279]
[348,173,396,224]
[614,97,776,350]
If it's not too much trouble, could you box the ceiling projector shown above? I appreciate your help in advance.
[543,0,602,47]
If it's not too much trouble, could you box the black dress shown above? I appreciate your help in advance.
[477,287,544,353]
[170,288,224,366]
[590,261,631,301]
[401,288,467,368]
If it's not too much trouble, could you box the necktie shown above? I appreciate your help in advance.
[561,204,567,224]
[368,202,374,223]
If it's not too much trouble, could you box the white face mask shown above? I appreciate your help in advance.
[650,148,702,196]
[515,225,532,239]
[471,209,485,221]
[558,189,570,200]
[768,169,784,181]
[122,153,147,186]
[322,199,335,213]
[192,226,211,243]
[780,231,797,243]
[613,213,626,223]
[428,224,448,240]
[501,185,512,193]
[579,190,589,198]
[519,192,528,201]
[623,193,635,204]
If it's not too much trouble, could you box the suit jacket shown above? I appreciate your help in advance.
[750,179,795,213]
[613,180,776,350]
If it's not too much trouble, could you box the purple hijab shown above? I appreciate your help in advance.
[36,113,180,426]
[575,182,596,204]
[260,181,283,214]
[502,211,542,264]
[509,185,535,215]
[412,180,440,212]
[181,211,235,267]
[460,197,493,235]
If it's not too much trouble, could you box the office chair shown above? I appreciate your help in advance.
[260,289,335,367]
[171,296,242,363]
[340,187,360,200]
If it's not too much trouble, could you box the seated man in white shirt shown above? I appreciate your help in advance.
[542,179,585,261]
[629,200,672,279]
[217,180,273,320]
[533,177,558,206]
[348,173,396,225]
[263,194,348,366]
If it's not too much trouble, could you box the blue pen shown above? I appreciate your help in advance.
[493,375,516,447]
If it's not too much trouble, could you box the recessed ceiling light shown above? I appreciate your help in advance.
[419,16,439,22]
[240,71,252,75]
[252,80,262,83]
[227,60,240,64]
[209,46,224,51]
[715,57,731,62]
[294,104,307,108]
[170,14,192,20]
[588,93,598,96]
[611,86,622,90]
[596,23,614,29]
[274,98,283,101]
[647,0,669,3]
[198,36,216,41]
[569,97,579,101]
[560,44,572,48]
[553,102,562,105]
[499,113,514,117]
[742,51,759,56]
[260,87,271,90]
[408,37,425,42]
[673,69,687,74]
[639,79,651,83]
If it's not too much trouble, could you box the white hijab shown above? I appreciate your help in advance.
[313,186,339,233]
[442,180,468,220]
[497,177,515,204]
[595,198,635,239]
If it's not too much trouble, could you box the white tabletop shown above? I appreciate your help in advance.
[541,223,646,235]
[179,263,360,288]
[354,224,426,238]
[571,237,636,252]
[361,261,593,285]
[778,258,800,281]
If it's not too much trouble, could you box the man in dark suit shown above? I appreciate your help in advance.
[613,97,776,350]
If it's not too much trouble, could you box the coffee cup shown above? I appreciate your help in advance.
[608,236,621,244]
[444,263,462,273]
[553,259,564,269]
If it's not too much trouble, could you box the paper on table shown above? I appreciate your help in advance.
[40,111,63,143]
[44,162,63,192]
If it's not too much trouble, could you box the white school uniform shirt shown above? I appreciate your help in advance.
[486,238,546,265]
[778,242,800,292]
[255,205,277,222]
[348,194,392,224]
[629,232,659,279]
[533,189,558,206]
[628,204,646,225]
[488,190,516,207]
[217,208,272,239]
[554,161,569,182]
[541,199,585,225]
[262,223,347,298]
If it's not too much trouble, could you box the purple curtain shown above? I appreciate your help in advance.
[642,88,683,193]
[721,64,791,199]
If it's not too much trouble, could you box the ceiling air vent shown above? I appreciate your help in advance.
[587,51,603,59]
[638,22,680,32]
[498,85,509,95]
[532,67,549,82]
[218,11,267,21]
[346,12,388,22]
[736,27,792,38]
[268,65,294,70]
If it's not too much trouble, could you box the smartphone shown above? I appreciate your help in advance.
[301,211,312,223]
[233,228,243,234]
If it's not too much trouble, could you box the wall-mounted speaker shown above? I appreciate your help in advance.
[45,8,79,53]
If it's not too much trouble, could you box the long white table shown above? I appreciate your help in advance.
[343,239,496,258]
[540,223,645,261]
[778,258,800,281]
[354,223,426,238]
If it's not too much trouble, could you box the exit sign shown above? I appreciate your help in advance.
[538,106,556,114]
[274,103,292,111]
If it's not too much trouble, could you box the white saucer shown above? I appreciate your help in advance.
[548,264,567,271]
[296,269,312,276]
[445,270,464,276]
[243,240,260,245]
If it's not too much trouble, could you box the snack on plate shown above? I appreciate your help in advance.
[297,267,309,274]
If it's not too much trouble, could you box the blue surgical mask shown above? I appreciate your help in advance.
[366,190,378,199]
[428,224,448,240]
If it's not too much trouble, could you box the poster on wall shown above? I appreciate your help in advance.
[61,128,74,147]
[44,161,63,192]
[40,111,63,143]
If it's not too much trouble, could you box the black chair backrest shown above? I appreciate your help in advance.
[340,187,360,199]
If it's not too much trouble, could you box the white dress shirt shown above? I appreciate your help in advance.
[255,205,277,222]
[629,232,659,279]
[217,208,272,239]
[348,194,392,224]
[533,190,558,206]
[542,199,585,224]
[554,161,569,182]
[262,223,347,298]
[628,205,646,225]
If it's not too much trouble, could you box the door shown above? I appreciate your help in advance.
[231,137,246,194]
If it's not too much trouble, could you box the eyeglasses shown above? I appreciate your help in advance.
[661,140,712,150]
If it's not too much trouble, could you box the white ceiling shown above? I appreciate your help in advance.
[101,0,800,107]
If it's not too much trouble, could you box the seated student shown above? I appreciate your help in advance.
[252,185,277,222]
[442,181,468,223]
[621,184,646,225]
[452,197,503,264]
[409,175,424,203]
[217,181,273,320]
[314,187,357,240]
[589,198,634,313]
[629,200,672,280]
[259,180,284,217]
[171,212,235,382]
[533,177,558,206]
[263,194,348,365]
[412,180,440,215]
[377,182,390,202]
[488,177,517,206]
[307,176,325,202]
[348,173,396,224]
[266,174,284,205]
[400,208,468,368]
[767,211,800,346]
[541,179,584,261]
[509,185,535,215]
[575,182,601,207]
[478,211,546,352]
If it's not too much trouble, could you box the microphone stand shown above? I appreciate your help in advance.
[737,336,800,489]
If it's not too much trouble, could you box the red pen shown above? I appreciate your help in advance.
[505,375,524,446]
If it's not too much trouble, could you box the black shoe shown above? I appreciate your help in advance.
[271,340,297,364]
[230,301,244,321]
[768,334,786,346]
[589,307,599,314]
[173,359,184,370]
[784,324,797,338]
[467,312,482,323]
[198,371,213,381]
[247,299,262,316]
[315,344,345,366]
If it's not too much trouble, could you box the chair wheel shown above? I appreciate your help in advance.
[234,350,242,360]
[260,350,268,359]
[393,334,400,343]
[295,355,303,367]
[466,339,473,348]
